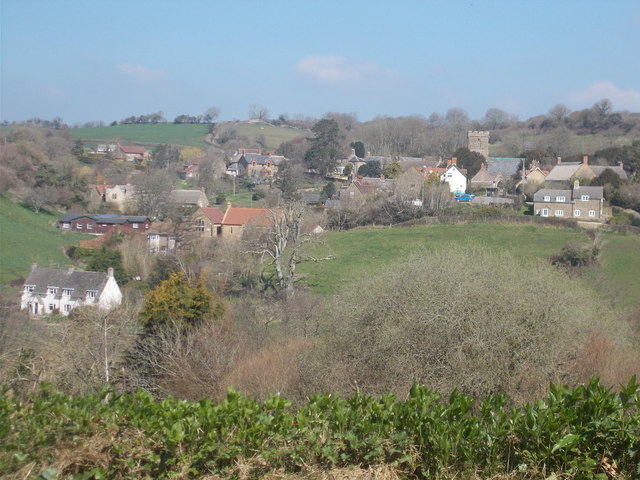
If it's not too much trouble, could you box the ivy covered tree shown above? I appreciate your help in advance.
[350,141,365,158]
[357,160,382,177]
[138,272,226,332]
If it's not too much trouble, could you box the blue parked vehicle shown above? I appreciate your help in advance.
[455,193,475,202]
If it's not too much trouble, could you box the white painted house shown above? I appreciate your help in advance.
[21,264,122,315]
[440,158,468,194]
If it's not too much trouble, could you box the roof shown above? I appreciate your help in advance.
[470,165,496,187]
[572,186,604,200]
[119,145,148,154]
[201,206,225,224]
[242,153,286,166]
[487,157,523,177]
[222,207,272,226]
[24,267,111,299]
[533,189,572,202]
[397,157,441,171]
[545,163,582,181]
[590,165,628,180]
[168,189,207,205]
[360,177,395,190]
[59,213,149,224]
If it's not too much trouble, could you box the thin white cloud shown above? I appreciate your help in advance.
[566,81,640,111]
[294,55,396,87]
[116,63,165,82]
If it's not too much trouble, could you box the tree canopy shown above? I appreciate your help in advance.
[138,272,226,332]
[304,119,342,176]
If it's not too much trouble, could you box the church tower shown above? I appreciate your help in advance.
[467,130,489,160]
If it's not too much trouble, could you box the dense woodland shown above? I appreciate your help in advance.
[1,101,640,478]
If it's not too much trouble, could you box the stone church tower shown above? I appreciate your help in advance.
[467,131,489,160]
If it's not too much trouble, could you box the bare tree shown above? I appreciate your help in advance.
[548,104,571,124]
[130,170,175,218]
[250,203,331,299]
[248,104,270,121]
[203,106,220,123]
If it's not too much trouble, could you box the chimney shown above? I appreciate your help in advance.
[107,267,114,278]
[619,161,624,169]
[449,157,457,166]
[574,179,580,189]
[557,156,562,164]
[380,173,385,180]
[357,174,363,183]
[31,263,38,272]
[583,155,589,165]
[351,148,355,156]
[366,151,371,157]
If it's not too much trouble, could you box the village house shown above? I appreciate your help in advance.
[116,144,150,164]
[168,189,209,208]
[440,158,468,193]
[21,264,122,315]
[220,206,272,238]
[469,163,506,195]
[519,160,549,185]
[545,155,628,187]
[95,144,117,154]
[58,213,151,234]
[533,182,604,220]
[88,184,135,213]
[192,206,225,238]
[340,176,384,205]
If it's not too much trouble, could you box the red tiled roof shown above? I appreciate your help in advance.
[222,207,272,226]
[90,184,113,196]
[119,145,148,154]
[201,206,224,224]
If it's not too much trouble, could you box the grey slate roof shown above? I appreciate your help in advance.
[533,189,572,202]
[23,267,110,300]
[487,157,523,177]
[572,186,603,200]
[59,213,149,224]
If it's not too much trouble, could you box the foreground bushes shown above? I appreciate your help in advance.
[1,378,639,479]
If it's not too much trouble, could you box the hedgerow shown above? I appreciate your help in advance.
[1,377,639,479]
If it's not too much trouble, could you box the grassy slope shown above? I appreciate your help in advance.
[70,124,210,148]
[232,122,307,151]
[0,196,91,284]
[70,122,309,151]
[299,223,640,303]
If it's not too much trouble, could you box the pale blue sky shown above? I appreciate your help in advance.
[1,0,639,124]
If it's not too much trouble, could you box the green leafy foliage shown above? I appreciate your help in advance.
[138,272,226,331]
[1,378,639,478]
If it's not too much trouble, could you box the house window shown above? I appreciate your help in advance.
[87,290,97,298]
[76,223,83,229]
[133,223,139,229]
[574,210,581,217]
[589,210,596,217]
[62,222,70,229]
[24,285,35,293]
[87,224,93,230]
[112,193,118,199]
[49,304,55,311]
[541,209,549,217]
[555,210,564,216]
[543,196,550,201]
[62,288,73,296]
[47,287,58,295]
[149,234,159,240]
[581,195,590,201]
[556,196,566,202]
[196,219,205,232]
[64,304,71,313]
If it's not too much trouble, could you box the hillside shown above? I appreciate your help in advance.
[0,196,91,284]
[299,223,640,307]
[70,122,308,152]
[70,124,211,148]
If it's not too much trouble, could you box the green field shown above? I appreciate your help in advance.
[70,124,211,148]
[231,122,307,151]
[0,196,91,284]
[298,223,640,303]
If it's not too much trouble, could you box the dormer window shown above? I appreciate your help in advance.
[543,196,550,201]
[556,196,566,202]
[87,290,97,299]
[24,285,35,293]
[47,287,58,295]
[62,288,73,296]
[581,195,589,201]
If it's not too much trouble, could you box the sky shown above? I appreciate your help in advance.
[1,0,639,125]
